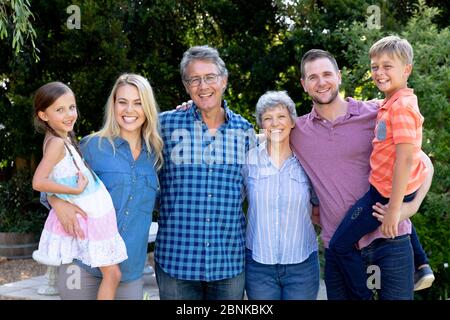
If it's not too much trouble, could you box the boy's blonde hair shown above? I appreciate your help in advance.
[369,35,414,65]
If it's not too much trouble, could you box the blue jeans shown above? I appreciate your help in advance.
[245,249,320,300]
[325,235,414,300]
[361,234,414,300]
[411,225,429,269]
[155,261,245,300]
[324,249,352,300]
[328,185,416,299]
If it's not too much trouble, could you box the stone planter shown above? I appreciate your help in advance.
[0,232,38,259]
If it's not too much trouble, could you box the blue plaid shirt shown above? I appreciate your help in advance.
[155,101,256,281]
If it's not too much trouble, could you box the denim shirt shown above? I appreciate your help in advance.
[75,135,159,282]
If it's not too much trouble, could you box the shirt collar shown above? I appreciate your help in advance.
[310,106,322,120]
[113,136,126,148]
[113,136,148,152]
[345,97,362,116]
[380,88,414,110]
[309,98,360,121]
[257,140,296,166]
[257,140,269,158]
[191,100,231,124]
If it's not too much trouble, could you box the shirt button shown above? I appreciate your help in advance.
[125,210,129,215]
[206,218,210,222]
[209,169,213,173]
[205,242,210,247]
[208,194,212,198]
[129,196,133,200]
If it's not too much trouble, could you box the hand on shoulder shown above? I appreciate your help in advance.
[175,100,193,111]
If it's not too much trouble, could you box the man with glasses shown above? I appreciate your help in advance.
[154,45,256,300]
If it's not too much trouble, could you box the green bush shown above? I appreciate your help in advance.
[334,1,450,299]
[0,170,47,234]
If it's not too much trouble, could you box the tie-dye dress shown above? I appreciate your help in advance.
[33,143,128,267]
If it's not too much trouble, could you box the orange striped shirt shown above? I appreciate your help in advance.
[369,88,428,197]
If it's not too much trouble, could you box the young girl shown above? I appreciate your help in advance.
[31,82,128,300]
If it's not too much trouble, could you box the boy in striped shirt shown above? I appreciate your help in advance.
[328,36,433,299]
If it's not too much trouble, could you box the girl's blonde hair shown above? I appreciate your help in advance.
[93,73,163,170]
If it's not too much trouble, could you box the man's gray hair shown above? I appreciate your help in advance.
[180,45,228,80]
[255,91,297,128]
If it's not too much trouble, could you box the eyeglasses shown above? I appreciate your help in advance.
[184,74,221,87]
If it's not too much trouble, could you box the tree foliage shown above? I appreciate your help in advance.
[0,0,448,299]
[332,0,450,299]
[0,0,38,60]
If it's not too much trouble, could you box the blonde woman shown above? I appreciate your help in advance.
[46,73,163,299]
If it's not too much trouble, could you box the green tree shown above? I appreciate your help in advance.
[0,0,448,299]
[332,0,450,299]
[402,2,450,300]
[0,0,38,60]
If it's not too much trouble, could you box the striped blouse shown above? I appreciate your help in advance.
[243,142,318,265]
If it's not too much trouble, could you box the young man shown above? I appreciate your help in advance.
[290,49,434,300]
[326,36,433,299]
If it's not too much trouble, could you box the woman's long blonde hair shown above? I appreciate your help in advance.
[93,73,163,170]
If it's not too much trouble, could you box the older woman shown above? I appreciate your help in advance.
[243,91,320,300]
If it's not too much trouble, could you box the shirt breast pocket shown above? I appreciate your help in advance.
[289,168,310,196]
[376,119,387,141]
[138,174,159,215]
[97,171,129,213]
[247,169,270,196]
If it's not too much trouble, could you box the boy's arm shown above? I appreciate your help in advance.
[32,138,87,195]
[373,151,433,221]
[381,143,414,238]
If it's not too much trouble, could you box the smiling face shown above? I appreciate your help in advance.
[114,84,146,137]
[37,92,77,138]
[183,60,228,114]
[301,57,341,106]
[261,105,295,144]
[370,53,411,99]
